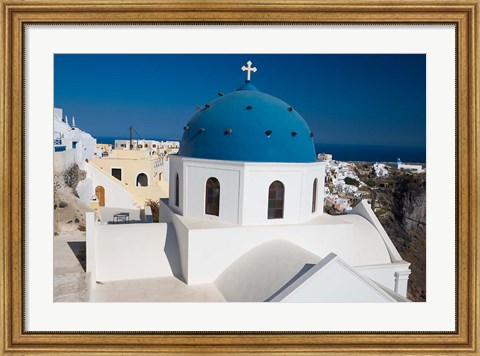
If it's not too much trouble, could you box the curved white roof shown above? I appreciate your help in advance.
[333,214,393,266]
[215,240,321,302]
[299,211,393,266]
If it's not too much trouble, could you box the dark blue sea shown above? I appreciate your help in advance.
[315,143,426,164]
[96,137,177,145]
[96,137,426,164]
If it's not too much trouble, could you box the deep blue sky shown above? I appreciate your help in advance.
[54,54,426,147]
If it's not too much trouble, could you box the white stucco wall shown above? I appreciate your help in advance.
[93,223,173,282]
[242,169,302,224]
[168,156,184,215]
[160,199,189,282]
[185,165,241,224]
[356,262,410,295]
[86,212,97,296]
[70,129,97,164]
[163,158,170,181]
[241,163,326,225]
[53,149,75,173]
[168,155,326,226]
[76,176,94,204]
[77,135,97,163]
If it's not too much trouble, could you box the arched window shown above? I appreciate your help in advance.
[312,178,318,213]
[136,173,148,187]
[175,173,179,207]
[205,177,220,216]
[268,181,284,219]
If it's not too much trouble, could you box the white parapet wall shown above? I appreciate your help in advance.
[350,200,404,262]
[159,199,189,283]
[355,262,411,297]
[54,150,76,173]
[86,212,97,296]
[142,205,154,223]
[86,212,174,284]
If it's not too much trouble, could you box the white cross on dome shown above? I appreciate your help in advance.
[241,60,257,81]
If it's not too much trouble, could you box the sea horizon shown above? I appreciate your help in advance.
[315,143,426,164]
[95,136,426,164]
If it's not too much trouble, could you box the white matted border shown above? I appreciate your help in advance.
[24,25,455,332]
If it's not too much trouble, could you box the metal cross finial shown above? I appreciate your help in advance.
[241,60,257,81]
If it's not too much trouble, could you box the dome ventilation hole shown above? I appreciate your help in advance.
[310,132,314,138]
[183,125,190,131]
[246,105,253,110]
[218,92,224,97]
[288,107,294,112]
[224,128,232,135]
[291,131,297,136]
[205,104,211,109]
[265,130,272,137]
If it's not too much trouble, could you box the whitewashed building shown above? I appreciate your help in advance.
[114,139,179,158]
[317,152,333,162]
[374,162,390,177]
[53,108,97,172]
[397,158,424,173]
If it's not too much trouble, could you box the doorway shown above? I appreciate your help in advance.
[95,186,105,206]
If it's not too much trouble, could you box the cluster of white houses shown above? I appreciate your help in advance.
[114,139,179,158]
[56,61,412,302]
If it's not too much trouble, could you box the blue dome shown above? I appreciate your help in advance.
[178,82,316,163]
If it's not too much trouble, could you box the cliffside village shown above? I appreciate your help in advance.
[318,153,425,214]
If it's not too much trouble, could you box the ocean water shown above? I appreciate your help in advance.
[315,143,426,163]
[96,137,425,164]
[96,137,176,145]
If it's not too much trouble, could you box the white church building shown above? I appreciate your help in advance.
[396,158,425,173]
[86,61,411,302]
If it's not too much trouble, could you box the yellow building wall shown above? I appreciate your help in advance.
[91,155,169,207]
[91,157,164,187]
[96,143,110,151]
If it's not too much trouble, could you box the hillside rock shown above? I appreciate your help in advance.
[378,173,426,302]
[351,163,426,302]
[54,164,91,234]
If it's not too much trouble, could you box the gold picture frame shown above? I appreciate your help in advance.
[1,0,479,354]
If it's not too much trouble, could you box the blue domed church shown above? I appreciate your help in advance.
[168,61,326,226]
[158,62,411,302]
